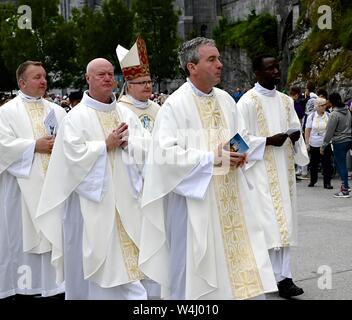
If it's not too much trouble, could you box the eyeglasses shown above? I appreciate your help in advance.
[128,80,154,86]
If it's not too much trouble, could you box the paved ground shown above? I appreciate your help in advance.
[267,174,352,300]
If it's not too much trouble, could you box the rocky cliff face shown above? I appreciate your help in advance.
[220,47,254,93]
[219,0,297,95]
[287,22,352,100]
[219,0,352,101]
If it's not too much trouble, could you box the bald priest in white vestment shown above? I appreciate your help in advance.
[36,58,151,300]
[139,38,277,300]
[0,61,66,299]
[116,36,160,134]
[236,54,309,299]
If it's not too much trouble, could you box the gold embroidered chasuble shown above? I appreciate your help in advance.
[246,91,295,246]
[0,96,67,254]
[95,109,144,281]
[194,95,263,299]
[24,101,50,175]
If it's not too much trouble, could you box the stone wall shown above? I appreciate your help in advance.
[170,0,352,100]
[220,47,254,94]
[221,0,280,22]
[176,0,220,40]
[219,0,298,93]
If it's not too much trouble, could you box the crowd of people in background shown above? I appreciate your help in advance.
[231,81,352,198]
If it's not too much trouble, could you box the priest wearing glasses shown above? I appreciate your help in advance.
[116,36,160,134]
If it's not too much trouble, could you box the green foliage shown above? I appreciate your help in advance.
[0,2,17,90]
[71,6,105,88]
[288,0,352,85]
[288,46,312,82]
[310,0,341,27]
[46,18,81,88]
[296,0,309,25]
[212,17,230,51]
[18,0,61,30]
[339,8,352,50]
[101,0,133,69]
[132,0,180,90]
[70,0,133,88]
[0,1,63,89]
[213,12,279,60]
[317,50,352,86]
[0,0,135,90]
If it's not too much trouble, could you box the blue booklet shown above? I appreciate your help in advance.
[228,133,249,153]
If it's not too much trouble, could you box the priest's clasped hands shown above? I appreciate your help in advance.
[213,143,248,168]
[106,122,129,152]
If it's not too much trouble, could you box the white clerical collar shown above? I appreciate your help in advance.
[18,90,42,102]
[187,78,214,97]
[254,82,277,97]
[126,94,149,109]
[82,90,116,112]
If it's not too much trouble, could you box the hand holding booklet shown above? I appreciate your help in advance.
[44,109,58,136]
[286,128,301,153]
[227,133,249,153]
[225,133,253,190]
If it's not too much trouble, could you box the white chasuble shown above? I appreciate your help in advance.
[140,82,277,300]
[36,92,150,293]
[118,95,160,133]
[237,88,309,249]
[0,95,66,298]
[195,95,264,299]
[95,108,144,282]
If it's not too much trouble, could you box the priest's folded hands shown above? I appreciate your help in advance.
[106,122,129,151]
[213,142,248,168]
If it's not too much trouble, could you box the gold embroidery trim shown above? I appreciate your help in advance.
[24,102,50,175]
[248,91,290,246]
[115,212,144,280]
[281,95,296,198]
[194,95,263,299]
[95,109,144,281]
[96,109,121,170]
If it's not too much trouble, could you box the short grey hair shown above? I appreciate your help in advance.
[178,37,216,76]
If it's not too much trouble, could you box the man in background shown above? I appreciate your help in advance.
[116,37,160,134]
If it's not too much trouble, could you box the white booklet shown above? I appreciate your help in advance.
[286,128,301,153]
[286,128,301,136]
[44,109,58,136]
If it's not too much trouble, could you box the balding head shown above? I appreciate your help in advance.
[85,58,115,103]
[86,58,113,75]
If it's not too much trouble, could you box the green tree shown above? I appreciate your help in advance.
[132,0,180,92]
[71,6,106,88]
[46,18,81,89]
[0,0,76,91]
[17,0,63,87]
[213,12,279,60]
[101,0,134,70]
[0,2,18,91]
[71,0,133,89]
